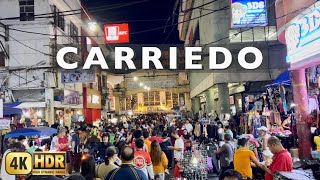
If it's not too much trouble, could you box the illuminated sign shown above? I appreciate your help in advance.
[231,0,267,28]
[286,2,320,64]
[6,152,67,176]
[104,23,129,43]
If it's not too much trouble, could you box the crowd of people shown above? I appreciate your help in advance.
[0,113,299,180]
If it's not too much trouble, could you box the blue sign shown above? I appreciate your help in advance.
[231,0,267,28]
[61,69,95,83]
[286,3,320,64]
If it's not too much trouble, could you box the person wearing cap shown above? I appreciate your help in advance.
[95,146,119,180]
[257,126,271,151]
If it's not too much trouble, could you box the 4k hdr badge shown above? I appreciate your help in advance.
[104,23,129,43]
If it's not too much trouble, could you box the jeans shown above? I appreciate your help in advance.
[311,150,320,160]
[155,173,165,180]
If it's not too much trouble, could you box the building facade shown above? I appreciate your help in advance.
[112,70,191,114]
[276,0,318,159]
[177,0,289,116]
[0,0,108,126]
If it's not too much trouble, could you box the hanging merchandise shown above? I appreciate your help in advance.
[251,114,261,138]
[274,112,281,128]
[279,85,288,115]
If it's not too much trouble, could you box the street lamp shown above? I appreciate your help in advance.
[88,22,97,32]
[133,77,138,81]
[139,82,144,87]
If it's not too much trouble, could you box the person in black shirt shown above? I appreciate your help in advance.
[160,131,173,169]
[98,133,113,160]
[106,146,147,180]
[182,129,192,151]
[70,129,81,172]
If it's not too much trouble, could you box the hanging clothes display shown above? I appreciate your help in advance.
[279,85,288,115]
[194,122,201,138]
[207,124,218,140]
[252,115,261,138]
[239,115,247,134]
[274,112,282,127]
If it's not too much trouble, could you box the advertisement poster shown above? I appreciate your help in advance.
[231,0,267,27]
[63,90,80,105]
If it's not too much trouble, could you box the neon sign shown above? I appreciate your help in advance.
[231,0,267,28]
[286,2,320,64]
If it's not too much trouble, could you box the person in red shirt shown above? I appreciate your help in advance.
[149,130,170,144]
[56,127,71,174]
[134,139,154,179]
[262,136,293,180]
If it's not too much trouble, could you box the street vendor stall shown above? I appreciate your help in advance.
[5,127,57,138]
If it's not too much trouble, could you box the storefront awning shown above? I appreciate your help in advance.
[4,102,46,109]
[267,71,291,87]
[3,106,22,115]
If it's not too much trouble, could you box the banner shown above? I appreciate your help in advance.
[231,0,267,28]
[0,118,11,130]
[61,69,95,83]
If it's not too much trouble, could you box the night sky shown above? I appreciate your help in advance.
[81,0,182,45]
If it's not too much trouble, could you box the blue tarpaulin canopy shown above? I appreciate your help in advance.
[4,102,22,108]
[5,127,57,138]
[3,106,22,115]
[267,71,291,87]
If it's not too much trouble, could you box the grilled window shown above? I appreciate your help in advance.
[19,0,34,21]
[70,22,79,43]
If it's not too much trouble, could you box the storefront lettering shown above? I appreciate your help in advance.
[286,5,320,63]
[286,9,320,51]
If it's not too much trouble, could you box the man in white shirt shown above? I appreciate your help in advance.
[169,130,184,162]
[50,135,58,151]
[1,142,25,180]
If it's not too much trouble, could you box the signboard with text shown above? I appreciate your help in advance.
[104,23,129,43]
[231,0,267,28]
[61,69,95,83]
[286,2,320,64]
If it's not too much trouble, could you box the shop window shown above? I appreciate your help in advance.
[70,22,79,44]
[19,0,34,21]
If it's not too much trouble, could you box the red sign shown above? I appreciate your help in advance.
[134,156,145,169]
[104,23,129,43]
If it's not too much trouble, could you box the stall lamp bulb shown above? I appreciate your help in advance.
[190,157,198,165]
[36,111,42,117]
[24,112,30,118]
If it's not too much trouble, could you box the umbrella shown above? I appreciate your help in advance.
[5,127,57,138]
[3,106,22,115]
